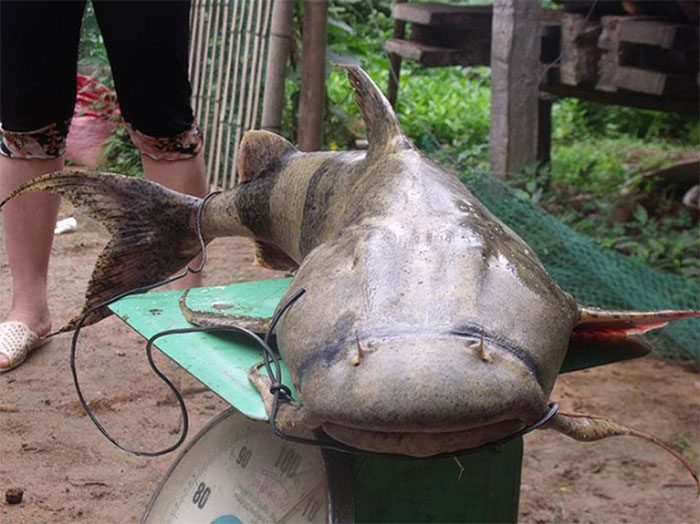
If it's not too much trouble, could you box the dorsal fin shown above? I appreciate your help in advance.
[342,65,412,158]
[237,130,296,183]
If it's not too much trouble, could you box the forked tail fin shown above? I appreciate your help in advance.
[545,411,699,494]
[0,170,203,331]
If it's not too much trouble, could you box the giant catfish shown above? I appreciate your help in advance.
[3,67,699,483]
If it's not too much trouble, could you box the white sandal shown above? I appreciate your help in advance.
[0,321,48,373]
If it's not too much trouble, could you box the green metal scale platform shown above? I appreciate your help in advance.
[109,278,647,524]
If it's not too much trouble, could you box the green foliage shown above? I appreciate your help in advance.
[76,4,141,177]
[315,0,699,282]
[552,98,699,144]
[78,3,112,87]
[498,139,700,280]
[100,125,142,177]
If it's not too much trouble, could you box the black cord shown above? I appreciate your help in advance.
[69,191,220,457]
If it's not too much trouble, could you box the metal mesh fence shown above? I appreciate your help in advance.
[467,173,700,364]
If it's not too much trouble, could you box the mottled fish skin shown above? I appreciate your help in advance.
[261,148,577,434]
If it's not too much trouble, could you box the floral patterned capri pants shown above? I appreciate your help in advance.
[0,0,202,161]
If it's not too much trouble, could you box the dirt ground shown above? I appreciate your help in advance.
[1,206,698,524]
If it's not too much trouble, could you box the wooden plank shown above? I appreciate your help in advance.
[387,0,407,108]
[620,43,697,75]
[384,38,490,68]
[392,2,491,26]
[614,66,667,95]
[410,17,491,50]
[614,65,698,96]
[618,17,683,48]
[598,16,698,95]
[298,0,328,151]
[541,81,699,114]
[489,0,541,179]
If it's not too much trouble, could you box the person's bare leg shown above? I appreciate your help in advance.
[0,156,63,368]
[142,152,208,289]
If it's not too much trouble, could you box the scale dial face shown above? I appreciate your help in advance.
[142,409,330,524]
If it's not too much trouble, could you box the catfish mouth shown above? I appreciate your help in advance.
[296,327,550,456]
[320,403,559,457]
[321,418,525,458]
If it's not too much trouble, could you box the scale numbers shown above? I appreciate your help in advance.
[142,409,331,524]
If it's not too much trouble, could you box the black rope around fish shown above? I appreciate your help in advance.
[70,190,558,458]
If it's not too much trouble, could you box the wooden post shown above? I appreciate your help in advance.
[560,13,602,86]
[387,0,407,108]
[489,0,541,179]
[261,0,295,134]
[298,0,328,151]
[537,93,552,165]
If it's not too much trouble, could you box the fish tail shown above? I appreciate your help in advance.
[1,170,204,331]
[545,411,699,494]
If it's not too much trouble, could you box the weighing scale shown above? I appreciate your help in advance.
[109,278,648,524]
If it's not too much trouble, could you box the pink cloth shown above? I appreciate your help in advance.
[65,75,120,168]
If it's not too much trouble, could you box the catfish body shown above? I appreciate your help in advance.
[218,139,577,452]
[3,67,699,472]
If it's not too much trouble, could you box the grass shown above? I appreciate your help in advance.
[314,1,699,281]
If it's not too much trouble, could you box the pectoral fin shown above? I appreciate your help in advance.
[248,363,315,439]
[252,240,298,272]
[544,411,699,493]
[575,307,700,336]
[178,290,272,334]
[565,307,700,371]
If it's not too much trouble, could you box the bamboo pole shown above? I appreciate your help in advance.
[188,0,276,188]
[251,0,274,130]
[188,0,200,78]
[201,0,222,181]
[244,0,266,131]
[261,0,293,133]
[190,1,207,117]
[298,0,328,151]
[222,0,249,188]
[196,3,215,118]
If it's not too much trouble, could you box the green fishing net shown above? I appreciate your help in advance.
[464,174,700,364]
